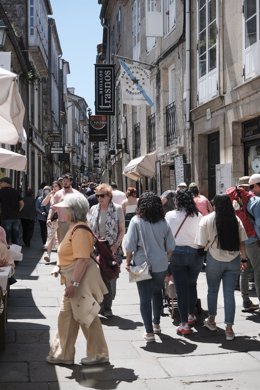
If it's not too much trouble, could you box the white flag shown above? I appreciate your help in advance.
[119,59,154,106]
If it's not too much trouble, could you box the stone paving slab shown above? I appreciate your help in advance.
[0,362,28,382]
[0,384,48,390]
[159,351,260,377]
[145,374,260,390]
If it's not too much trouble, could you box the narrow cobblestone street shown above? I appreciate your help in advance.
[1,227,260,389]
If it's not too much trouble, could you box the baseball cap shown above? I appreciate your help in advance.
[178,182,187,188]
[189,182,198,189]
[0,177,12,185]
[238,176,250,187]
[249,173,260,186]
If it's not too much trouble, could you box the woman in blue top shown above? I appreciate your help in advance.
[124,192,175,342]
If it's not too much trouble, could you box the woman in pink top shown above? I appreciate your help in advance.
[189,183,213,216]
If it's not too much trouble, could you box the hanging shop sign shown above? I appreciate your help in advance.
[95,64,115,115]
[89,115,107,142]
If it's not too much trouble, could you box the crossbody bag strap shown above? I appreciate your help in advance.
[204,235,217,251]
[175,214,188,238]
[70,224,100,266]
[138,219,151,267]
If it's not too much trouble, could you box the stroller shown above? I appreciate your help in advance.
[163,273,177,318]
[162,270,202,319]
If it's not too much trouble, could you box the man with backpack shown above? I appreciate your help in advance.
[226,176,259,311]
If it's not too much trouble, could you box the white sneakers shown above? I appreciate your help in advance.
[81,356,109,365]
[46,356,74,365]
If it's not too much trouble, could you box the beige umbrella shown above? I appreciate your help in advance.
[0,147,27,171]
[0,67,26,145]
[123,152,157,181]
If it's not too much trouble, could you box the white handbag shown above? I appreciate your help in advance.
[129,261,152,283]
[129,220,152,283]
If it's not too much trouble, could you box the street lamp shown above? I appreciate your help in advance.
[0,20,7,49]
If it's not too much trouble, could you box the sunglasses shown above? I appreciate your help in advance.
[96,194,106,198]
[249,184,254,190]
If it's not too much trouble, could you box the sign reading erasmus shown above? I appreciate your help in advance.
[95,64,115,115]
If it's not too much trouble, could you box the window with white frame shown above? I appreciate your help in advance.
[147,36,156,52]
[243,0,260,80]
[132,0,141,60]
[197,0,218,104]
[164,0,176,35]
[146,0,163,37]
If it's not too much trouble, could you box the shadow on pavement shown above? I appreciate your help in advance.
[189,326,260,352]
[245,312,260,324]
[141,333,197,354]
[70,363,138,389]
[100,315,143,330]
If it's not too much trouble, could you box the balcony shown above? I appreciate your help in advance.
[147,113,156,152]
[166,102,177,146]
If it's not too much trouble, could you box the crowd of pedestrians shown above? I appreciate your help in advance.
[1,172,260,366]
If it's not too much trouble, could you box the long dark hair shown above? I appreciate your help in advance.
[213,194,240,251]
[175,189,199,217]
[136,191,165,223]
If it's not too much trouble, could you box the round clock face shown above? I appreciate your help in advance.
[251,157,260,173]
[120,65,150,96]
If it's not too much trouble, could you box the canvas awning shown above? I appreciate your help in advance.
[123,152,157,181]
[0,147,27,171]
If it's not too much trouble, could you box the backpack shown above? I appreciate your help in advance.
[70,224,120,283]
[226,186,256,237]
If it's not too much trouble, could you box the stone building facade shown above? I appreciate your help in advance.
[98,0,260,198]
[191,0,260,199]
[0,0,88,192]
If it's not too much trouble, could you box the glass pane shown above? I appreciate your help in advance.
[199,4,206,32]
[198,0,206,10]
[199,53,206,77]
[209,46,216,71]
[245,17,257,48]
[209,22,217,48]
[208,0,216,24]
[245,0,257,20]
[199,31,206,55]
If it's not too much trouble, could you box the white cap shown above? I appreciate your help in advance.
[178,182,187,188]
[249,173,260,185]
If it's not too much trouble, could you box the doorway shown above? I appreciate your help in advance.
[208,132,220,200]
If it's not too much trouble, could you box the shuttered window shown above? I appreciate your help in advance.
[243,0,260,79]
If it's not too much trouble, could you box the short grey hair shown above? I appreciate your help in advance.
[64,193,89,222]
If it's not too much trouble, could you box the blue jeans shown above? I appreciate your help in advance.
[136,271,166,333]
[242,240,260,302]
[169,246,204,323]
[1,219,21,244]
[206,253,240,325]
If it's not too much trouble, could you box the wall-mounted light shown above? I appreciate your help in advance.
[0,20,7,49]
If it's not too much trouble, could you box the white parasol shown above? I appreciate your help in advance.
[123,152,157,181]
[0,67,27,145]
[0,147,27,171]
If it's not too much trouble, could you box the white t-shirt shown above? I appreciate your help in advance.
[194,211,248,262]
[165,209,202,248]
